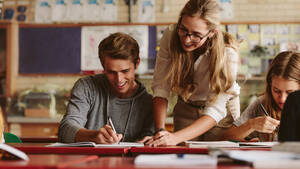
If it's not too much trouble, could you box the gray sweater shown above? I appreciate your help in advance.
[58,74,155,143]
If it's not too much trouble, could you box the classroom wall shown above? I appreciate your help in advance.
[6,0,300,96]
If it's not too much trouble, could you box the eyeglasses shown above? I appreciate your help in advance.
[177,25,211,43]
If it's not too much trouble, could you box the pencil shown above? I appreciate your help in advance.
[107,116,117,134]
[259,103,269,116]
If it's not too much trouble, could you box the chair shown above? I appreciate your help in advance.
[4,132,22,143]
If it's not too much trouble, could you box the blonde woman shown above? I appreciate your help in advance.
[224,51,300,141]
[145,0,240,146]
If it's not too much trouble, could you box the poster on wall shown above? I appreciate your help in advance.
[82,0,117,22]
[52,0,68,22]
[66,0,83,22]
[35,0,52,23]
[138,0,155,23]
[81,26,149,74]
[219,0,233,20]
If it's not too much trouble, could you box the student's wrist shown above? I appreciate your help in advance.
[247,119,256,131]
[154,128,165,135]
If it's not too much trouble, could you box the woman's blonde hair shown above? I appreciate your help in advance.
[167,0,238,101]
[264,51,300,120]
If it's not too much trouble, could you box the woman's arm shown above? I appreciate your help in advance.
[223,116,280,141]
[223,122,255,141]
[153,97,168,130]
[148,115,216,146]
[152,27,174,130]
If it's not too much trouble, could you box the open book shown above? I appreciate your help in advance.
[47,142,144,148]
[0,143,29,161]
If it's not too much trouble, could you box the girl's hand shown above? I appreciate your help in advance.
[249,116,280,133]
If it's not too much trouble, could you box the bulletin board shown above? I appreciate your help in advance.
[18,25,157,74]
[19,27,81,74]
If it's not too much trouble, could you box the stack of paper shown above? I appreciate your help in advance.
[47,142,144,148]
[239,141,278,148]
[185,141,239,148]
[134,154,217,168]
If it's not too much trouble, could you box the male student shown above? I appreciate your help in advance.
[58,32,154,143]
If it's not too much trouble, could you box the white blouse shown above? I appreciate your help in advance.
[152,25,240,123]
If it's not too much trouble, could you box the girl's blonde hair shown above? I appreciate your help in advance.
[168,0,238,101]
[264,51,300,120]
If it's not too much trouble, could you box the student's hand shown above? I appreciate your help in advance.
[249,116,280,133]
[94,125,123,144]
[145,130,180,146]
[137,136,154,144]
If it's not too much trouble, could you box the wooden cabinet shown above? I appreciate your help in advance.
[7,116,61,137]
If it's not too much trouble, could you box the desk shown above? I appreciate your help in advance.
[63,156,252,169]
[130,146,208,155]
[20,136,59,143]
[0,154,98,169]
[10,143,129,156]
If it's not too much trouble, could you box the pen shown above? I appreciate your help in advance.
[177,154,185,158]
[107,116,117,134]
[259,103,269,116]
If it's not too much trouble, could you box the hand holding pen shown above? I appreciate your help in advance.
[248,103,280,133]
[91,116,122,144]
[105,116,122,143]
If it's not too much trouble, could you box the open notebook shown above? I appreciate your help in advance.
[47,142,144,147]
[0,143,29,161]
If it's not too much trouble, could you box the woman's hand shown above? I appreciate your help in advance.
[145,130,181,146]
[249,116,280,133]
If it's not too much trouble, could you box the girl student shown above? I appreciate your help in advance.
[223,51,300,141]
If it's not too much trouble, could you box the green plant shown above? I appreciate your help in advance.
[250,45,269,57]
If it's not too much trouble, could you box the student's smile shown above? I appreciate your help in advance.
[178,15,212,52]
[103,56,138,99]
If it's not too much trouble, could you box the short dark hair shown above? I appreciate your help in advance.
[98,32,140,67]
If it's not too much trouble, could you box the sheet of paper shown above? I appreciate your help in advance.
[66,0,83,22]
[135,154,217,167]
[219,0,234,20]
[83,0,100,22]
[35,0,52,23]
[100,0,117,22]
[239,141,278,148]
[185,141,239,148]
[47,142,144,147]
[52,0,67,22]
[138,0,155,23]
[95,142,144,147]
